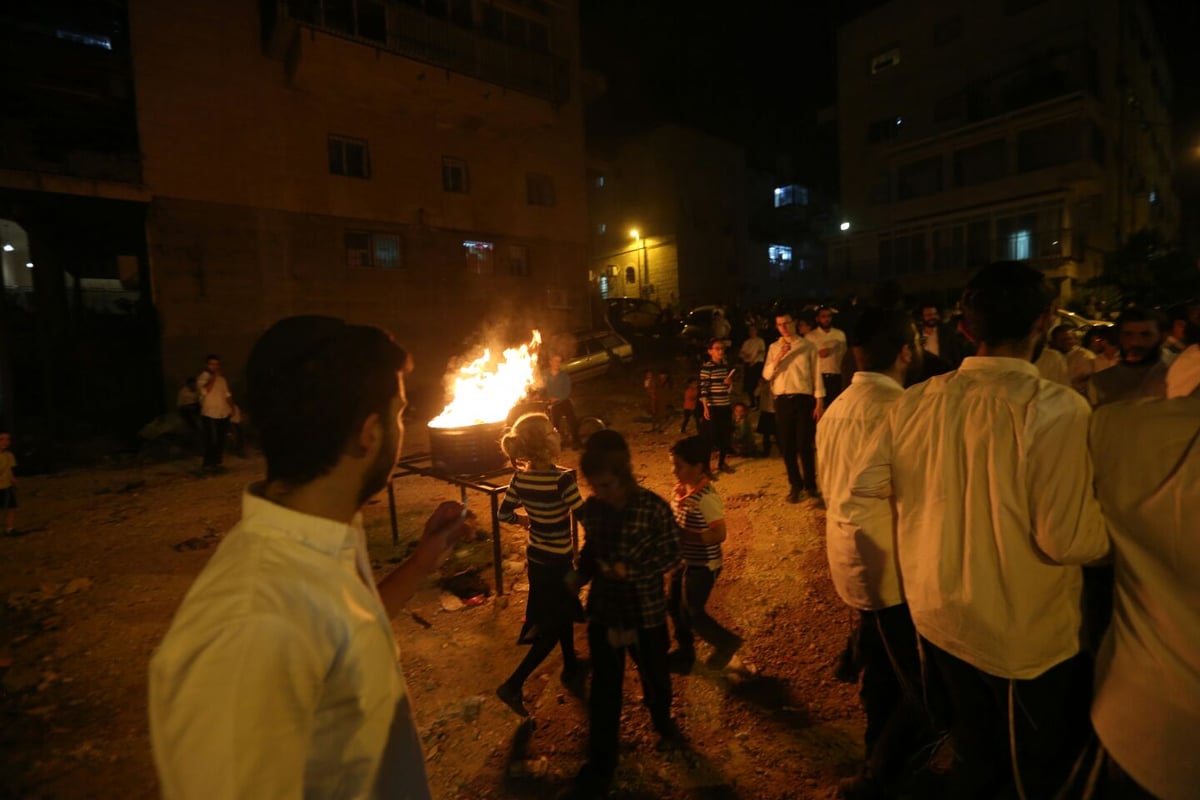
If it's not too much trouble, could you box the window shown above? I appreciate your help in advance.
[954,139,1007,186]
[897,157,943,200]
[481,5,550,52]
[463,240,494,274]
[870,48,901,74]
[966,220,990,265]
[879,233,924,276]
[768,245,793,277]
[1017,120,1081,172]
[773,184,809,208]
[329,136,370,178]
[526,173,556,206]
[316,0,386,42]
[509,245,529,277]
[867,115,904,143]
[345,231,403,269]
[625,266,637,284]
[598,275,610,298]
[933,16,961,46]
[597,223,607,234]
[442,157,469,193]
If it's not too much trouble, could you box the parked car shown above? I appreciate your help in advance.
[561,329,634,381]
[678,304,732,358]
[605,298,668,338]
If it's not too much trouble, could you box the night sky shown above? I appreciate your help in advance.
[581,0,1200,194]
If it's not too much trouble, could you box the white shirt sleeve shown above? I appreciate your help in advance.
[151,615,325,800]
[851,413,895,499]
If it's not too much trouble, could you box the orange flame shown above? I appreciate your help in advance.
[429,331,541,428]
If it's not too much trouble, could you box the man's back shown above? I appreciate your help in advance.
[1090,397,1200,800]
[853,357,1109,678]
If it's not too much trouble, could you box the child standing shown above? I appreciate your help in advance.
[666,436,743,674]
[0,432,15,535]
[495,413,586,717]
[680,378,700,434]
[561,430,683,799]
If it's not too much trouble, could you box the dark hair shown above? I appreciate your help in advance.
[707,337,726,349]
[960,261,1055,346]
[670,435,710,476]
[852,306,914,372]
[246,315,407,486]
[205,353,220,363]
[580,429,634,486]
[1116,306,1162,332]
[1085,327,1116,348]
[1050,323,1075,340]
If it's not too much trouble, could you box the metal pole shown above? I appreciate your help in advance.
[490,492,504,595]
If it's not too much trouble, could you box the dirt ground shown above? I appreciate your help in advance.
[0,369,864,799]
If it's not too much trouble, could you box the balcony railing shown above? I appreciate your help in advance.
[267,0,570,104]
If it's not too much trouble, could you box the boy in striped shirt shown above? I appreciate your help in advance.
[699,338,737,473]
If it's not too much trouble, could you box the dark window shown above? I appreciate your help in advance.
[356,0,386,42]
[625,266,637,284]
[442,157,469,193]
[954,139,1007,186]
[450,0,473,28]
[1017,120,1082,172]
[528,21,549,52]
[932,226,965,271]
[329,135,370,178]
[482,5,503,38]
[346,231,403,268]
[933,16,961,46]
[868,170,892,205]
[934,91,964,123]
[526,173,555,206]
[509,245,529,276]
[897,157,943,200]
[966,220,990,265]
[867,115,904,143]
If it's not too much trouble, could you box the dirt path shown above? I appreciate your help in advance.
[0,377,863,799]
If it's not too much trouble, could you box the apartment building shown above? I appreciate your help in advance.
[834,0,1176,302]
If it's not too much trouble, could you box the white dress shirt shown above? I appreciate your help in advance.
[761,336,825,398]
[851,357,1110,679]
[1035,346,1070,387]
[818,372,905,610]
[1064,346,1095,394]
[150,488,430,800]
[806,326,847,375]
[1166,343,1200,398]
[1090,398,1200,800]
[197,371,234,419]
[738,336,765,365]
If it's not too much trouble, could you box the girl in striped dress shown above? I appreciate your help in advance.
[495,412,586,716]
[666,435,744,673]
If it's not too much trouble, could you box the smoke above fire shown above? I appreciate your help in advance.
[429,330,542,428]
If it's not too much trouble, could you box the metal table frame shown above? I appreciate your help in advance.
[387,453,577,596]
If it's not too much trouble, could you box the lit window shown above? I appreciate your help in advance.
[595,175,606,188]
[768,245,793,264]
[598,275,610,298]
[870,48,901,74]
[774,186,794,207]
[1008,230,1032,261]
[1149,188,1159,205]
[597,223,607,234]
[346,231,403,269]
[329,136,370,179]
[463,240,495,274]
[442,157,469,193]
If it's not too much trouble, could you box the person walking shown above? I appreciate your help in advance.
[196,354,234,471]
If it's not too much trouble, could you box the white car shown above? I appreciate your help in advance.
[562,330,634,381]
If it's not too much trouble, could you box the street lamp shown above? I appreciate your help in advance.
[840,221,851,232]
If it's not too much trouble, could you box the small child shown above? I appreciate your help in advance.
[495,413,586,717]
[564,430,683,795]
[680,378,700,434]
[666,436,743,673]
[755,380,776,458]
[730,402,757,457]
[0,431,16,535]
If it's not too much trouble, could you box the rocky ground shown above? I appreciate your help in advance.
[0,365,864,799]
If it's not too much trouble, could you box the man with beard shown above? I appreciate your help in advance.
[807,306,848,403]
[1086,307,1170,407]
[916,303,966,379]
[851,262,1109,798]
[150,316,476,799]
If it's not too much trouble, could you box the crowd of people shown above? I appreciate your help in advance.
[145,263,1198,800]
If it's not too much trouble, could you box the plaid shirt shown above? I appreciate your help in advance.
[576,487,681,630]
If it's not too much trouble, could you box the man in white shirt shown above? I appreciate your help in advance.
[150,316,476,799]
[1089,390,1200,800]
[850,262,1110,799]
[737,323,766,408]
[1050,324,1095,395]
[819,308,925,797]
[196,354,234,471]
[806,306,848,403]
[761,312,825,504]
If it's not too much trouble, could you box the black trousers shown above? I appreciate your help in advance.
[925,639,1090,799]
[859,605,931,782]
[774,394,817,492]
[667,566,741,657]
[585,622,673,787]
[200,416,229,467]
[743,362,763,400]
[549,399,578,446]
[704,404,733,465]
[821,373,844,405]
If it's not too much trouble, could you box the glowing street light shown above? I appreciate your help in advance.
[629,228,640,240]
[840,221,851,232]
[1,243,13,252]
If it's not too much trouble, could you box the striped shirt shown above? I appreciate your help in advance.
[671,479,724,569]
[498,468,583,558]
[577,487,681,630]
[700,360,733,408]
